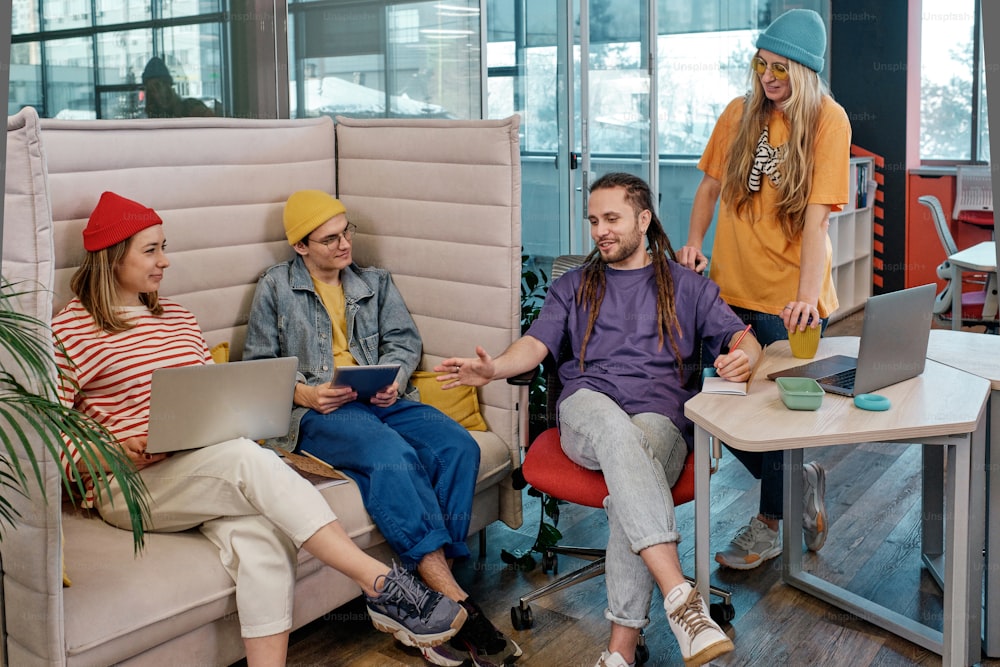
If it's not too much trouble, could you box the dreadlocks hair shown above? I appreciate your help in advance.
[577,172,684,376]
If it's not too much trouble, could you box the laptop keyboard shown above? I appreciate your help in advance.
[816,367,856,389]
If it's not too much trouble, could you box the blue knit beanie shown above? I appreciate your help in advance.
[756,9,827,73]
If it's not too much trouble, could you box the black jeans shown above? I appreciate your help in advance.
[726,306,828,519]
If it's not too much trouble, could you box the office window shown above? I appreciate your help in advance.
[921,0,990,162]
[486,0,823,158]
[11,0,226,119]
[287,0,480,120]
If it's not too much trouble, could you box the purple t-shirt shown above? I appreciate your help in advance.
[526,260,746,448]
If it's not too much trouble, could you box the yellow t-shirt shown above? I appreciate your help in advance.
[698,95,852,318]
[312,278,358,368]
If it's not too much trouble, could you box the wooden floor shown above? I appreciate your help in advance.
[275,310,999,666]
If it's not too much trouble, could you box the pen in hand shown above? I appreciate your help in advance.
[730,323,753,352]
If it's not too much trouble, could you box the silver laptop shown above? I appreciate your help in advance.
[146,357,298,453]
[766,284,936,396]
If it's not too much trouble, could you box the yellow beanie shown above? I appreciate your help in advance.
[283,190,347,245]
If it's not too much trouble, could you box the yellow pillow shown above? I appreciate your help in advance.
[410,371,487,431]
[62,524,71,587]
[210,342,230,364]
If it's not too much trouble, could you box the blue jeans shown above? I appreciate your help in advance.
[558,389,687,628]
[297,399,480,564]
[728,307,828,519]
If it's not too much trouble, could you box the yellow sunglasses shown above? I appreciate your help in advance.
[752,56,789,80]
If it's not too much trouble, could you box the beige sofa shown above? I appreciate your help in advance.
[0,107,524,666]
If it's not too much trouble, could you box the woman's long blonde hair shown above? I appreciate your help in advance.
[70,237,163,334]
[721,55,829,241]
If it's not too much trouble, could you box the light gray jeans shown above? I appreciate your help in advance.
[97,438,337,638]
[558,388,687,628]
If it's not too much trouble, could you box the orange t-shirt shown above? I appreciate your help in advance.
[698,95,852,317]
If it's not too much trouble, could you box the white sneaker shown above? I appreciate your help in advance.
[664,582,734,667]
[594,650,633,667]
[803,461,828,551]
[714,517,781,570]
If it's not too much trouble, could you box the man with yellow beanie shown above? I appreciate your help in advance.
[244,190,520,667]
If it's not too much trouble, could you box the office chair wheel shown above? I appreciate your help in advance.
[541,551,558,574]
[710,601,736,625]
[510,604,533,630]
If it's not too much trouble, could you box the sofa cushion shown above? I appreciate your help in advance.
[410,370,487,431]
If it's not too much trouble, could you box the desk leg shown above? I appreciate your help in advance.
[952,261,962,330]
[984,273,999,319]
[922,444,945,562]
[985,391,1000,656]
[782,449,805,580]
[942,421,985,664]
[694,426,711,604]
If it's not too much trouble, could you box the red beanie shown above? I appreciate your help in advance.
[82,192,163,251]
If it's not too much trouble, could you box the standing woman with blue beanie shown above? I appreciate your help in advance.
[677,8,852,570]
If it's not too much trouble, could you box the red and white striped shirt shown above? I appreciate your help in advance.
[52,298,211,501]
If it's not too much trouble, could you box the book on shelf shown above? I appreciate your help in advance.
[855,161,869,209]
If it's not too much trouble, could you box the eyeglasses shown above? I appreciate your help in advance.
[752,56,789,80]
[307,222,357,248]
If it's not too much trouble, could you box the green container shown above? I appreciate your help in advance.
[776,377,824,411]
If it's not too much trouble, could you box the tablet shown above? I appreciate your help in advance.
[332,364,401,401]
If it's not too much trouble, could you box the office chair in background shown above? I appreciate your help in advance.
[508,255,735,665]
[917,194,998,333]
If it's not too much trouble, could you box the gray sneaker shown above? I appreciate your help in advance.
[715,517,781,570]
[803,461,828,551]
[365,563,467,647]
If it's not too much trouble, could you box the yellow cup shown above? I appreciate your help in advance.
[788,325,821,359]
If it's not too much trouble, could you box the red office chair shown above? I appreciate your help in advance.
[508,256,734,664]
[917,195,998,332]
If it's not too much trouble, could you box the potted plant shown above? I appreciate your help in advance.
[0,278,149,552]
[501,254,563,570]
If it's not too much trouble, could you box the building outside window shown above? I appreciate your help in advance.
[920,0,989,162]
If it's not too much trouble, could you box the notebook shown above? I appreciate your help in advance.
[146,357,298,453]
[766,284,936,396]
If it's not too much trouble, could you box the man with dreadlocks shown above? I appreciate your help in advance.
[436,172,760,667]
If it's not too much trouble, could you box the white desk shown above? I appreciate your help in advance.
[949,240,998,330]
[685,337,990,665]
[927,329,1000,656]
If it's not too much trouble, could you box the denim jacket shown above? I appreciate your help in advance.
[243,255,422,451]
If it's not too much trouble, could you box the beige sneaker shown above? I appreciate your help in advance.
[594,650,633,667]
[664,582,734,667]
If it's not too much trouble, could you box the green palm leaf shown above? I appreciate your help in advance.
[0,278,150,552]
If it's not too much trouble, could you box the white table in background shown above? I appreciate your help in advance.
[948,240,998,330]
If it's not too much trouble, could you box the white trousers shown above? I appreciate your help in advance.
[97,439,337,637]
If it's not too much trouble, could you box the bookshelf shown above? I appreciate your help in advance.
[828,156,876,322]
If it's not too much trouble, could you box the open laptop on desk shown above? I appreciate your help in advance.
[146,357,298,453]
[766,284,936,396]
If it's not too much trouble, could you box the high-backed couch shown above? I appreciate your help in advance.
[0,107,523,666]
